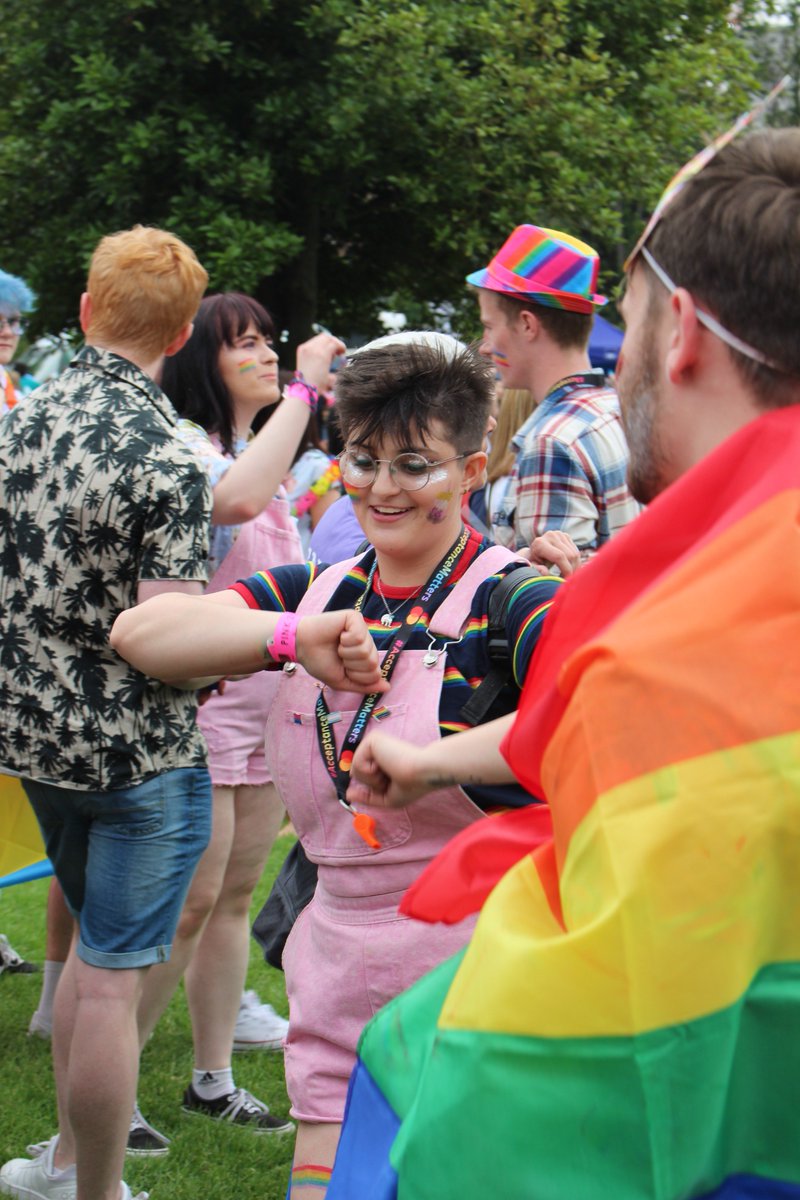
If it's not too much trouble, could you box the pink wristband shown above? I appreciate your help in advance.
[265,613,299,664]
[284,375,319,413]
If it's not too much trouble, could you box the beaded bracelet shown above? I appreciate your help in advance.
[284,373,320,413]
[264,613,299,665]
[291,460,342,518]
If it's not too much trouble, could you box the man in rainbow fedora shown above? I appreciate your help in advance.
[468,224,640,559]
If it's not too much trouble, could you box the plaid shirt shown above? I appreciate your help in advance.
[494,372,641,557]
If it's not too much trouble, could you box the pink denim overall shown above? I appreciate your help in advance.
[265,545,517,1121]
[198,489,304,787]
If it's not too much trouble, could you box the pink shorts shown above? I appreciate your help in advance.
[197,671,282,788]
[282,887,476,1123]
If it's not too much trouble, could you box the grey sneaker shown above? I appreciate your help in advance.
[127,1106,170,1157]
[182,1084,294,1134]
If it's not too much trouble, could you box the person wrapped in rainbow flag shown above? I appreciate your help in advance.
[330,120,800,1198]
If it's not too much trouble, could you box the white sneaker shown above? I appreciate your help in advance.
[23,1141,49,1160]
[232,989,289,1051]
[0,1137,75,1200]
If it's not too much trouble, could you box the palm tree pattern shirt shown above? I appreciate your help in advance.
[0,346,212,790]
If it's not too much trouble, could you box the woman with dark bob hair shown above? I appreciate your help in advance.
[131,293,345,1145]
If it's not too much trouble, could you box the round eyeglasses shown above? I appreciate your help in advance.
[339,449,472,492]
[0,315,25,336]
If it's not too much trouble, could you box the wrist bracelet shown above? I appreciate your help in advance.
[265,613,299,664]
[285,373,320,413]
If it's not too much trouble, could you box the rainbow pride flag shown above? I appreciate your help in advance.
[0,775,49,887]
[329,405,800,1199]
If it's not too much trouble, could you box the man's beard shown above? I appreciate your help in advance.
[618,340,671,506]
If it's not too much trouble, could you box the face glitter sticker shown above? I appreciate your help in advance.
[426,467,450,487]
[428,489,453,524]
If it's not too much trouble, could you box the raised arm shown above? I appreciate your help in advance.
[110,588,385,695]
[203,331,344,525]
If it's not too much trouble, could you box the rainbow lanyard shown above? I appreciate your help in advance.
[313,527,470,849]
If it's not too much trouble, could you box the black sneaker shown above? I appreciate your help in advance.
[181,1084,294,1134]
[127,1105,171,1157]
[0,933,38,974]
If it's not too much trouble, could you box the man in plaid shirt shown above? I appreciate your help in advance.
[468,224,641,558]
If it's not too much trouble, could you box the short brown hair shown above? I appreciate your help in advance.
[334,342,493,456]
[86,226,208,359]
[492,291,594,350]
[644,128,800,408]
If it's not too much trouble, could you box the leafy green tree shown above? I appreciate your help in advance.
[0,0,760,347]
[742,1,800,124]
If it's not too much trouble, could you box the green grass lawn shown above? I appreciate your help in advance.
[0,835,296,1200]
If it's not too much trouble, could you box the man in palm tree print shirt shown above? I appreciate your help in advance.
[0,226,212,1200]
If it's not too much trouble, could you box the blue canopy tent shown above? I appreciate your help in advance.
[589,314,624,371]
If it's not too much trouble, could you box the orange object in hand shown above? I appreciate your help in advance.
[352,812,381,850]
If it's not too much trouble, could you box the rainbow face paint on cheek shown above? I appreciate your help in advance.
[343,479,363,502]
[491,348,510,368]
[237,358,257,373]
[428,489,453,524]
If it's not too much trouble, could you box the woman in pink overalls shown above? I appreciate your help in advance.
[132,294,345,1145]
[110,332,568,1194]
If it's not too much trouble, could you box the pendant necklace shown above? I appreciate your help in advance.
[374,570,417,627]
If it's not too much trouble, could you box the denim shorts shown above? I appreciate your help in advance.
[24,768,212,969]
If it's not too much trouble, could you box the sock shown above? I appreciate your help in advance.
[291,1164,332,1192]
[192,1067,234,1101]
[46,1136,76,1179]
[36,960,65,1022]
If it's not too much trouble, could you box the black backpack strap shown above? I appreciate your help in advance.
[459,565,542,727]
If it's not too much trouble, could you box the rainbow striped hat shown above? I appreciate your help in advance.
[466,224,606,314]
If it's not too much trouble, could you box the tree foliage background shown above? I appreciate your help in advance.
[0,0,763,347]
[743,1,800,124]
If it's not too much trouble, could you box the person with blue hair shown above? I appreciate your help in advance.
[0,268,35,415]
